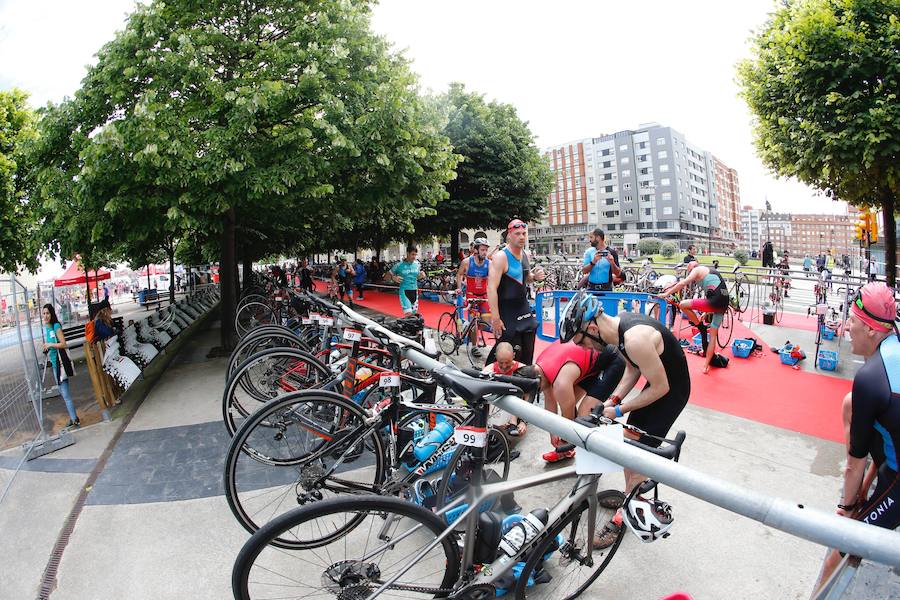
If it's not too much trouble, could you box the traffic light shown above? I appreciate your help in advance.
[867,211,878,243]
[854,214,868,242]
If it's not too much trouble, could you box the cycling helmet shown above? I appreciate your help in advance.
[559,290,603,343]
[622,496,674,543]
[473,237,489,248]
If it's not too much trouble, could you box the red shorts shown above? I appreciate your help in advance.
[685,297,727,313]
[467,295,490,317]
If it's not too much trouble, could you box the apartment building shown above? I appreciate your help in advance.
[531,124,738,256]
[713,158,741,249]
[740,206,858,261]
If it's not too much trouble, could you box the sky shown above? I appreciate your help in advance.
[0,0,848,222]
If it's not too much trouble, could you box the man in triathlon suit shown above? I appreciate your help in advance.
[389,245,424,315]
[331,258,355,304]
[660,261,730,374]
[456,237,491,355]
[560,289,690,548]
[483,342,528,438]
[582,228,621,292]
[486,219,546,365]
[523,339,625,463]
[815,282,900,592]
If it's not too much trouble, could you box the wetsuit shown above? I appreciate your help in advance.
[487,248,538,365]
[848,334,900,530]
[616,313,690,448]
[465,256,491,316]
[536,341,625,400]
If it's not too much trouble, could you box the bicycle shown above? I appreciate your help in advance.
[436,297,495,366]
[232,323,686,600]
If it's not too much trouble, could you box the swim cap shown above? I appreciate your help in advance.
[851,282,897,332]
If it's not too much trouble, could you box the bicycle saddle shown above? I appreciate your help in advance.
[431,366,524,404]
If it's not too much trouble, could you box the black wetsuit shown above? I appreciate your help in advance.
[616,313,690,447]
[487,248,538,365]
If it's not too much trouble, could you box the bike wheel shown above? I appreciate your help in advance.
[232,495,461,600]
[236,301,276,338]
[735,274,751,314]
[466,319,496,367]
[434,427,511,517]
[775,295,784,323]
[437,311,460,355]
[716,308,734,349]
[223,347,333,436]
[226,329,308,382]
[515,489,626,600]
[224,390,385,547]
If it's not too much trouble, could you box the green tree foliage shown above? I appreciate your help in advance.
[637,237,663,256]
[415,83,553,258]
[0,89,38,272]
[733,249,749,265]
[738,0,900,284]
[660,241,677,259]
[28,0,456,347]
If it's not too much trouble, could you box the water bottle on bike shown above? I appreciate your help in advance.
[413,420,454,462]
[498,508,549,556]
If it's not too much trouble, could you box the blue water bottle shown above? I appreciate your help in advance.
[413,421,454,462]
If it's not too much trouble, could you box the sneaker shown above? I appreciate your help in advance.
[593,519,622,549]
[542,448,576,463]
[470,347,482,358]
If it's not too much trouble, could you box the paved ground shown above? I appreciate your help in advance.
[0,313,895,599]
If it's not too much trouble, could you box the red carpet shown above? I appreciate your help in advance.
[321,282,850,444]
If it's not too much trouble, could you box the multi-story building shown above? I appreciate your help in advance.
[712,158,741,249]
[531,124,733,257]
[740,206,763,254]
[740,206,859,262]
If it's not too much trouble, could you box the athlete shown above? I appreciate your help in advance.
[560,289,690,548]
[660,260,730,373]
[483,341,528,438]
[456,237,492,355]
[815,282,900,593]
[486,219,546,365]
[582,228,621,291]
[524,339,625,463]
[389,245,425,315]
[331,258,355,304]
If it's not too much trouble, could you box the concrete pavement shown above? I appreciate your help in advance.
[0,316,895,599]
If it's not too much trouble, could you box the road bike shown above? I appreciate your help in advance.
[231,316,687,600]
[436,297,496,366]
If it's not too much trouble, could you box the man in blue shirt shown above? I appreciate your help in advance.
[582,228,620,291]
[353,259,367,301]
[389,246,425,315]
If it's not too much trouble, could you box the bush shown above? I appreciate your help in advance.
[733,249,749,265]
[637,237,662,256]
[660,242,677,259]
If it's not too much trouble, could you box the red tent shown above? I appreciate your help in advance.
[54,260,111,287]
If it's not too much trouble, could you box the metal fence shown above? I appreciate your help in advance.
[0,275,45,504]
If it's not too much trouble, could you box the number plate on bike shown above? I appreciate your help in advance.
[574,424,624,474]
[310,312,321,322]
[379,372,400,387]
[453,426,487,448]
[343,328,362,342]
[320,316,334,326]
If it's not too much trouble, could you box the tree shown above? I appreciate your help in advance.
[0,89,38,273]
[637,237,663,256]
[29,0,456,349]
[415,83,553,258]
[733,249,749,266]
[660,242,677,259]
[738,0,900,285]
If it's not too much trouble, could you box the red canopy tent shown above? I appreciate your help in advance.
[54,260,111,303]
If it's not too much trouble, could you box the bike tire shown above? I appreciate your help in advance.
[736,274,751,314]
[226,329,308,382]
[434,427,511,517]
[232,495,461,600]
[514,489,626,600]
[716,308,734,348]
[437,311,460,355]
[775,296,784,323]
[235,301,276,338]
[224,390,385,547]
[223,347,333,437]
[466,319,496,367]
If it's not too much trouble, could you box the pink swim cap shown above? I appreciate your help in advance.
[851,282,897,332]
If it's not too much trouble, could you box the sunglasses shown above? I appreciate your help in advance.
[509,223,527,230]
[854,289,900,340]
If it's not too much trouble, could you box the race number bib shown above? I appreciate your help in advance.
[320,316,334,327]
[379,372,400,388]
[453,426,487,448]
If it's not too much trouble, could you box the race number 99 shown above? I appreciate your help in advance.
[453,426,487,448]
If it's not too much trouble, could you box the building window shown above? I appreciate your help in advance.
[603,173,613,180]
[621,157,630,164]
[656,137,665,146]
[661,177,671,185]
[638,141,647,149]
[605,185,614,192]
[602,149,611,156]
[625,208,634,215]
[663,207,673,215]
[622,169,631,177]
[645,208,652,216]
[624,195,633,202]
[659,164,669,173]
[603,161,612,168]
[658,150,668,159]
[623,183,632,190]
[662,192,672,201]
[619,144,627,151]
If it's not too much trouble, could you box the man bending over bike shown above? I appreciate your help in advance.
[660,260,729,374]
[521,339,625,463]
[560,290,690,548]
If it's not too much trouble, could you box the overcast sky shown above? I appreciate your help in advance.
[1,0,848,217]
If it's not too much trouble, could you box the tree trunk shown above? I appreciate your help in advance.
[242,253,253,292]
[883,190,896,288]
[450,228,460,265]
[220,208,237,351]
[167,245,176,304]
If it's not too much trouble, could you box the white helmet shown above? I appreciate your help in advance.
[622,497,674,543]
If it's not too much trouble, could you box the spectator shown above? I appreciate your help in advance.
[435,250,445,265]
[42,303,80,428]
[683,244,697,265]
[90,299,117,342]
[102,283,110,302]
[299,259,314,293]
[353,258,367,301]
[762,240,774,268]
